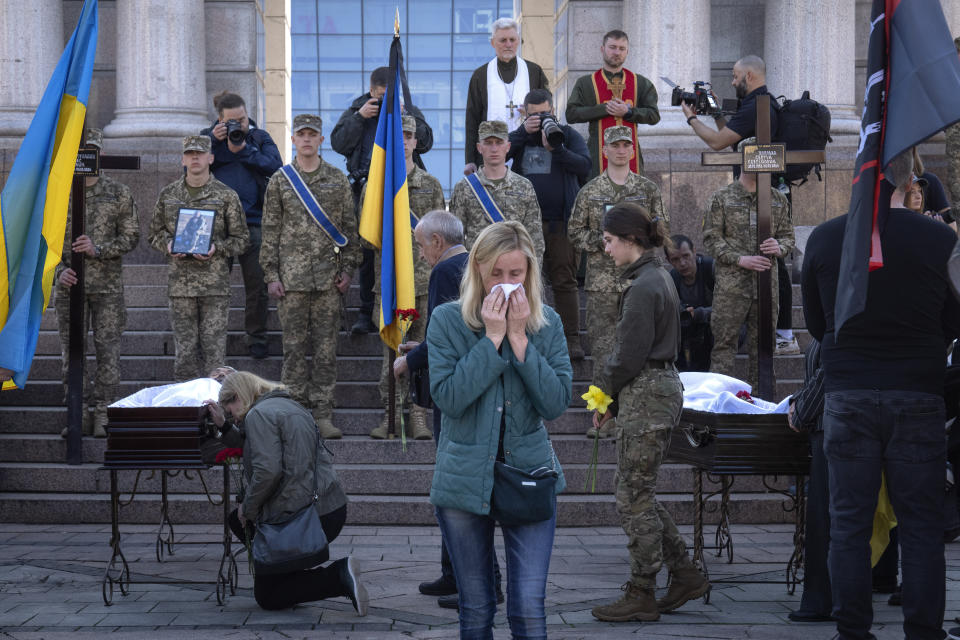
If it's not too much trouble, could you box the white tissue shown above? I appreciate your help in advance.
[491,282,523,302]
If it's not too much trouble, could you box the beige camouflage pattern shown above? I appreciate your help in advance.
[569,171,667,294]
[448,168,545,258]
[260,156,359,291]
[376,293,428,409]
[585,291,619,389]
[182,135,211,153]
[168,295,229,381]
[277,291,341,419]
[148,175,249,296]
[702,181,793,389]
[945,122,960,223]
[293,114,323,132]
[613,367,692,589]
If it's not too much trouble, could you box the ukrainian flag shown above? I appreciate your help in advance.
[359,35,415,352]
[0,0,98,390]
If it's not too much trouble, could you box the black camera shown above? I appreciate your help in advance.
[670,81,720,116]
[225,119,245,145]
[538,113,565,147]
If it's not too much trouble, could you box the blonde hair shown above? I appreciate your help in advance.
[218,371,284,421]
[460,221,547,333]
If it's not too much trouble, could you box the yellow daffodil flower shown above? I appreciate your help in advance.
[581,385,613,414]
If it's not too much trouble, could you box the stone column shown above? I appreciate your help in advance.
[104,0,209,138]
[622,0,711,134]
[765,0,859,134]
[264,0,291,162]
[0,0,63,137]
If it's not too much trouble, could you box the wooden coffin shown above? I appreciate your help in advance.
[666,408,811,476]
[103,406,209,470]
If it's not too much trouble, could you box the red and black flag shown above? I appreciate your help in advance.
[835,0,960,336]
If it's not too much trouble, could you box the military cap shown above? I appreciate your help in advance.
[85,128,103,149]
[401,115,417,134]
[603,125,633,145]
[293,114,323,132]
[737,136,758,152]
[182,135,211,153]
[478,120,509,141]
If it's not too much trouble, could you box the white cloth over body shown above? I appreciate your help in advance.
[111,378,221,408]
[486,56,529,133]
[680,371,790,414]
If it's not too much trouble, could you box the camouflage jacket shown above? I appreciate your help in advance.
[449,168,545,259]
[945,122,960,222]
[702,180,794,272]
[148,175,249,297]
[361,164,445,295]
[568,171,666,292]
[54,175,140,295]
[260,156,359,293]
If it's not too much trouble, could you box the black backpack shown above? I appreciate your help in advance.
[773,90,833,186]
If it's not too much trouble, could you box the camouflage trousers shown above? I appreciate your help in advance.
[614,367,693,589]
[585,291,620,387]
[55,289,125,412]
[709,268,779,391]
[376,293,428,410]
[169,295,229,382]
[277,290,341,419]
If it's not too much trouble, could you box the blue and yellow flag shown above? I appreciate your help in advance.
[0,0,98,390]
[359,35,415,352]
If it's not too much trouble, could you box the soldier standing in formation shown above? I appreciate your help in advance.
[55,128,140,437]
[569,126,666,438]
[362,115,444,440]
[149,136,249,382]
[260,114,359,440]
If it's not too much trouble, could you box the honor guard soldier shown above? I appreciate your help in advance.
[260,114,359,440]
[148,135,249,382]
[568,125,667,438]
[55,128,140,437]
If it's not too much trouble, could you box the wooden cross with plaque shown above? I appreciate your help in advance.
[609,75,626,124]
[65,135,140,465]
[699,95,824,400]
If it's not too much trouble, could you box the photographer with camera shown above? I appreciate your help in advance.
[664,235,715,372]
[331,67,433,334]
[201,91,282,360]
[506,89,591,359]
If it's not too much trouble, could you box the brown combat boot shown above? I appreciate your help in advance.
[657,565,710,612]
[315,418,342,440]
[369,414,390,439]
[92,407,109,438]
[591,582,659,622]
[408,406,433,440]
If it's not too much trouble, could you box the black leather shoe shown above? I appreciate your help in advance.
[351,317,378,335]
[788,609,833,622]
[419,576,457,596]
[438,591,504,611]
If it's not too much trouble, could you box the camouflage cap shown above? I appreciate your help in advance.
[603,125,633,145]
[293,113,323,132]
[182,135,211,153]
[478,120,509,141]
[737,136,758,152]
[85,128,103,149]
[401,115,417,134]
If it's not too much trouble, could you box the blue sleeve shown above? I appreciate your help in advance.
[238,130,283,178]
[406,341,428,372]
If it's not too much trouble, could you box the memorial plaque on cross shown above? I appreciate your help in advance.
[65,137,140,465]
[699,94,825,400]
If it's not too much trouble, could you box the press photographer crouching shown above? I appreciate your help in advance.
[210,371,367,614]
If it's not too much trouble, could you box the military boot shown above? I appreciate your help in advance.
[586,416,616,439]
[61,407,93,438]
[92,406,109,439]
[656,566,710,612]
[591,582,659,622]
[315,418,342,440]
[408,406,433,440]
[369,414,389,439]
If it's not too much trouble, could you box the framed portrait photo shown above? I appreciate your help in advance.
[172,207,216,255]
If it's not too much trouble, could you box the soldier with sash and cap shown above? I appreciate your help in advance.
[55,128,140,438]
[260,114,359,440]
[569,125,666,439]
[149,135,249,382]
[449,120,544,259]
[360,115,444,440]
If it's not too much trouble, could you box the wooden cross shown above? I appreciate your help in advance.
[609,75,626,124]
[65,139,140,465]
[699,94,824,400]
[506,99,518,119]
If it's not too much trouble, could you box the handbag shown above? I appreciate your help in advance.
[251,431,330,575]
[490,459,558,526]
[409,367,432,409]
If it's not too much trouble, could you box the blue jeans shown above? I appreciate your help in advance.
[436,503,556,640]
[824,390,946,640]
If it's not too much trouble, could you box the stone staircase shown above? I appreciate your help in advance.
[0,264,810,525]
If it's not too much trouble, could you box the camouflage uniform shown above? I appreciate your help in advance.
[261,155,359,420]
[945,122,960,224]
[54,173,140,427]
[449,171,544,259]
[702,180,794,390]
[149,161,249,382]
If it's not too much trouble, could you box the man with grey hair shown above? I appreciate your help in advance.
[801,150,960,640]
[463,17,549,175]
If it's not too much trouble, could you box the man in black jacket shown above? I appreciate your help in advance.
[507,88,591,358]
[665,235,714,372]
[201,92,283,359]
[331,67,433,334]
[802,151,960,640]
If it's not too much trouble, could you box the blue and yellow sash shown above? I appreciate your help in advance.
[280,164,348,247]
[464,172,505,224]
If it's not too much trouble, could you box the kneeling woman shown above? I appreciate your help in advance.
[590,203,710,622]
[428,221,573,639]
[216,371,367,614]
